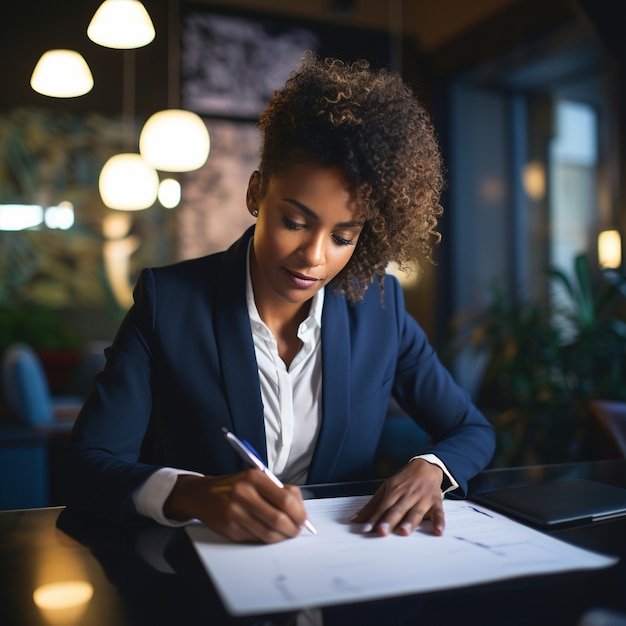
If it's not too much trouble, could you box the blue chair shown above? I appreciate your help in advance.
[1,343,82,427]
[0,343,83,509]
[0,423,49,509]
[2,343,56,426]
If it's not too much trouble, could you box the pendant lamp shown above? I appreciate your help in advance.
[139,110,210,172]
[97,49,160,211]
[87,0,155,49]
[99,153,159,210]
[30,50,93,98]
[138,0,210,173]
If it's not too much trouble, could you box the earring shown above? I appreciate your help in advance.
[252,210,258,217]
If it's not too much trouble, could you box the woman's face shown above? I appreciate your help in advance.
[247,163,363,314]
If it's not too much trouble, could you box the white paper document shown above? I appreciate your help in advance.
[186,495,617,616]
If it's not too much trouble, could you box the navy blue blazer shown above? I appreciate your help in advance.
[60,226,495,526]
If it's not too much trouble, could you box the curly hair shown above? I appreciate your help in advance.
[257,51,445,304]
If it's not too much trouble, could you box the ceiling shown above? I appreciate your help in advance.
[0,0,606,115]
[195,0,520,52]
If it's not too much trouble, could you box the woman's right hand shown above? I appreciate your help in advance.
[163,470,308,543]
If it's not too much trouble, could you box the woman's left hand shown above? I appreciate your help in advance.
[350,458,445,537]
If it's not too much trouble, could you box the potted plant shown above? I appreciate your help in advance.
[445,253,626,466]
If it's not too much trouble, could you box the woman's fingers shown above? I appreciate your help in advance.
[395,498,445,537]
[172,470,308,543]
[224,477,305,542]
[350,459,446,536]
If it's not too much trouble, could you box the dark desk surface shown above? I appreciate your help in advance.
[1,460,626,626]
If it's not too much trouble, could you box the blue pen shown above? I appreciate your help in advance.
[221,427,317,534]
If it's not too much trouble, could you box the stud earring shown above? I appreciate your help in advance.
[252,210,258,217]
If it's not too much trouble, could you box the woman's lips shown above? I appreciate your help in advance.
[284,269,319,288]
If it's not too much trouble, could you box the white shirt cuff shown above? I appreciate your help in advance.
[132,467,203,527]
[410,454,459,494]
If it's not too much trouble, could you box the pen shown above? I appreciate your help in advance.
[221,427,317,535]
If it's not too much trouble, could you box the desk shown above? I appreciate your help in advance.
[1,460,625,626]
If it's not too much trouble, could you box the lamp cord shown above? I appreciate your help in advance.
[168,0,180,109]
[122,49,136,153]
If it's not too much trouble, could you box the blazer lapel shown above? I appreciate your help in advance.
[307,288,352,483]
[213,227,268,462]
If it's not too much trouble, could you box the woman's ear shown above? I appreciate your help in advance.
[246,171,261,217]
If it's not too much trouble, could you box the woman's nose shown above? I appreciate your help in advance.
[299,233,325,266]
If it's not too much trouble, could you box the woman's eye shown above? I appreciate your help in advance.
[282,215,356,246]
[332,234,355,246]
[282,217,305,230]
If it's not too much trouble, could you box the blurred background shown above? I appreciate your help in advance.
[2,0,626,508]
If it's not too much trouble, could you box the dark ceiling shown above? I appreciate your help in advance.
[1,0,623,117]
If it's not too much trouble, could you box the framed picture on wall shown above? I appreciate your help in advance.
[181,8,319,118]
[180,3,392,119]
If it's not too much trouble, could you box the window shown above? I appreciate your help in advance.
[549,100,598,274]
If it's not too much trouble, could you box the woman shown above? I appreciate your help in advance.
[60,52,495,543]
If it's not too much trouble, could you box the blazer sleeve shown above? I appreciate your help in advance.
[58,268,174,526]
[388,277,496,496]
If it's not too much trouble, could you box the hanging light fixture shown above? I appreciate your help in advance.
[87,0,155,49]
[30,49,93,98]
[139,0,210,172]
[99,153,159,210]
[140,109,210,171]
[98,50,159,210]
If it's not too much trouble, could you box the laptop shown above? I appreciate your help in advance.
[470,478,626,528]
